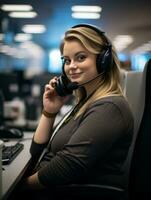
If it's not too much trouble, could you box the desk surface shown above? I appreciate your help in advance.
[2,132,34,200]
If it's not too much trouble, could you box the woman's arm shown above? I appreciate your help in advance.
[33,77,68,144]
[33,114,56,144]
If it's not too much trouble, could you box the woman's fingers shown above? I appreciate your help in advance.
[45,77,58,90]
[45,84,51,91]
[49,77,58,86]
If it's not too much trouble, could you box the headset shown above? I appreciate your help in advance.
[55,23,113,96]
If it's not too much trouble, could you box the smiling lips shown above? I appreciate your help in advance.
[70,72,82,79]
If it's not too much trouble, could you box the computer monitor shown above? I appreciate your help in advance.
[24,73,57,121]
[0,91,4,126]
[31,72,59,99]
[0,73,19,101]
[0,139,3,197]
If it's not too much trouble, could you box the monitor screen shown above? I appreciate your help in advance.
[31,73,59,98]
[0,73,19,101]
[0,91,4,126]
[48,49,62,73]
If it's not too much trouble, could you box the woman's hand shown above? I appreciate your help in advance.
[19,173,45,191]
[43,77,68,114]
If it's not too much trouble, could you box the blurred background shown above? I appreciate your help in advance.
[0,0,151,130]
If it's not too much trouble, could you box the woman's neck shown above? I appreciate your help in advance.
[84,78,101,97]
[74,78,101,104]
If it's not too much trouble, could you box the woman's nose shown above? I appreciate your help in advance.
[69,60,77,69]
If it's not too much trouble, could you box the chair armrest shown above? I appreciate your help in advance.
[56,184,125,200]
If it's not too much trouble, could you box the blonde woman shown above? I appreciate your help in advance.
[15,24,134,199]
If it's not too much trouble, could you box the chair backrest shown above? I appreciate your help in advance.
[128,59,151,199]
[121,69,145,136]
[120,62,148,199]
[0,140,3,198]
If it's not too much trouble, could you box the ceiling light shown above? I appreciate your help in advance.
[71,5,102,12]
[0,44,10,53]
[22,25,46,33]
[9,11,37,18]
[131,41,151,54]
[113,35,133,52]
[115,35,133,44]
[14,33,32,42]
[1,4,33,11]
[72,12,100,19]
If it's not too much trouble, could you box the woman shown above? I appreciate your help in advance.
[17,24,134,198]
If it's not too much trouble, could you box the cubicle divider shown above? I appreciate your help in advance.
[0,140,4,199]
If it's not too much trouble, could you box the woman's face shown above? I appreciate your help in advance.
[63,40,98,87]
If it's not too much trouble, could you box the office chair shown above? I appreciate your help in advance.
[127,59,151,199]
[54,184,124,200]
[122,70,145,135]
[120,68,146,196]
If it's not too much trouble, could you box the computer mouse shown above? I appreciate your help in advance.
[0,127,23,139]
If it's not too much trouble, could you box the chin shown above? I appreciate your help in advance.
[71,79,82,84]
[70,78,81,83]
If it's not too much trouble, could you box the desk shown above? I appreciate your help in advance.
[2,132,34,200]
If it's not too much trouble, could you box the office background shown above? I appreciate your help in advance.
[0,1,151,199]
[0,0,151,129]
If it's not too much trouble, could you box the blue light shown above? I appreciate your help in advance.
[117,53,128,62]
[131,54,150,71]
[48,49,62,73]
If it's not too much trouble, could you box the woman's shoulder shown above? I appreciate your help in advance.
[91,95,127,107]
[78,95,134,136]
[90,96,134,123]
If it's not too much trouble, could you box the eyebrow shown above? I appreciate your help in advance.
[62,51,86,59]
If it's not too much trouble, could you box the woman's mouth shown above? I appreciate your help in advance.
[70,73,82,79]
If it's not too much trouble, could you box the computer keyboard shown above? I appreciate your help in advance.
[2,142,24,165]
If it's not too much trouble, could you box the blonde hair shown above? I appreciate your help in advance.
[60,26,123,118]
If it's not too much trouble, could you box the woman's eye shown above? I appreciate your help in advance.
[77,55,86,62]
[64,59,70,65]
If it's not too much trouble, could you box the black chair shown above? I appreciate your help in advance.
[55,184,124,200]
[128,58,151,199]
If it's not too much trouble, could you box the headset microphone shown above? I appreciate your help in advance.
[55,73,102,97]
[68,73,102,90]
[67,82,79,90]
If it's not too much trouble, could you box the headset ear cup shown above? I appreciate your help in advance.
[96,45,112,73]
[55,75,73,96]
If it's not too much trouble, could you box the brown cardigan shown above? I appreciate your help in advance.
[30,96,134,189]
